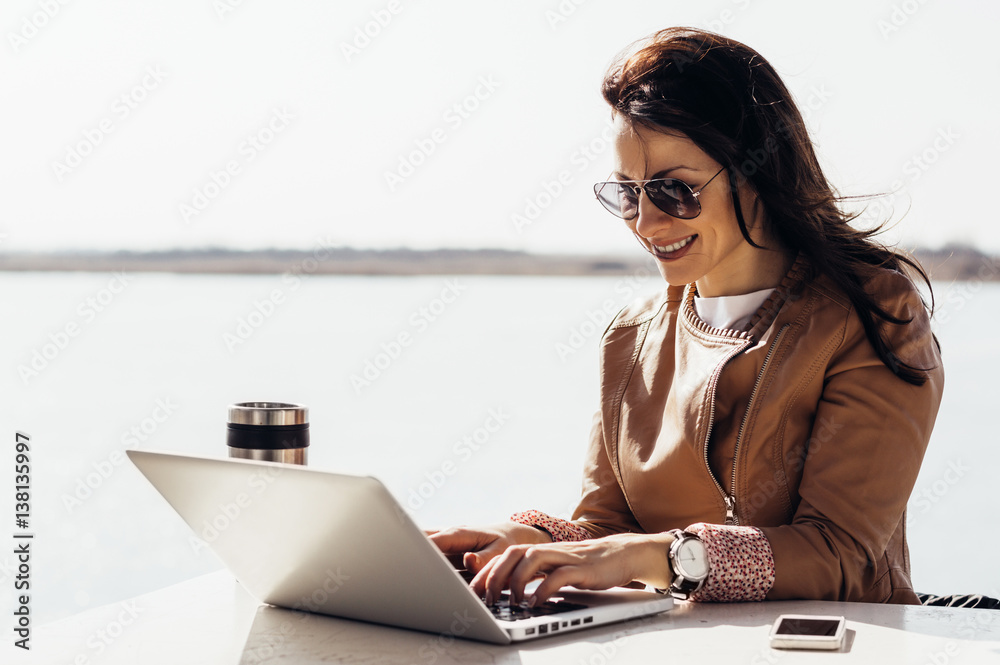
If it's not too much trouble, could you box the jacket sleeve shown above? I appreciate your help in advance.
[569,409,644,537]
[509,410,642,540]
[760,273,944,601]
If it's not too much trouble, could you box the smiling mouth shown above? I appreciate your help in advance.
[650,233,698,259]
[652,235,696,253]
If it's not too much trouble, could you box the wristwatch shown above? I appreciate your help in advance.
[667,529,709,599]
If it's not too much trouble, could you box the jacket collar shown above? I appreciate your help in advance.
[680,252,809,343]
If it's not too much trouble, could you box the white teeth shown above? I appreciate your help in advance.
[653,235,695,253]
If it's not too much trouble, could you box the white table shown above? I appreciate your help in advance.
[8,571,1000,664]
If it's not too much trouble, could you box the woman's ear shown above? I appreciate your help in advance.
[727,171,768,249]
[743,185,766,230]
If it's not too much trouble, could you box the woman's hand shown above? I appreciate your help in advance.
[471,532,676,606]
[428,522,552,575]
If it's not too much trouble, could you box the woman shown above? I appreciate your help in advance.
[431,27,944,606]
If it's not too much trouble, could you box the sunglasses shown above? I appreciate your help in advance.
[593,167,726,220]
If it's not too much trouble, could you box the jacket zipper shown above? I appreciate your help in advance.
[703,324,789,526]
[728,324,790,524]
[701,342,753,526]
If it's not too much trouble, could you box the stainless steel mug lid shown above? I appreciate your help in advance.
[227,402,309,426]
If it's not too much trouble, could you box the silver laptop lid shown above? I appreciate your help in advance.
[127,449,511,644]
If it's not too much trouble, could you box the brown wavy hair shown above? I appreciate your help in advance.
[601,27,935,385]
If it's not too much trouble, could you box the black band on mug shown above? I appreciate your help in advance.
[226,423,310,450]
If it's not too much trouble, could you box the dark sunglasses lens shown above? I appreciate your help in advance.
[595,182,637,219]
[646,180,700,219]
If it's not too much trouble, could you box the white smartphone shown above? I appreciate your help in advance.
[768,614,846,650]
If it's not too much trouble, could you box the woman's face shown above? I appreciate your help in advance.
[610,115,772,297]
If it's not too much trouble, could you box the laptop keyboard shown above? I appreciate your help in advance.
[453,568,590,622]
[486,593,588,622]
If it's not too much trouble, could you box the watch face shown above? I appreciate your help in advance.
[675,538,709,579]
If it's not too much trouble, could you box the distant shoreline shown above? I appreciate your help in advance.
[0,245,997,281]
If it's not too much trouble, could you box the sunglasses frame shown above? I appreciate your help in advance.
[593,166,727,220]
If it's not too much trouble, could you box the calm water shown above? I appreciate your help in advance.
[2,272,997,623]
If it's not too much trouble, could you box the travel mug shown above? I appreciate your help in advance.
[227,402,309,465]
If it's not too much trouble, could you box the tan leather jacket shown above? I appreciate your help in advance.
[570,257,944,603]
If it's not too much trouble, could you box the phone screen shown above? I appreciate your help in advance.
[776,618,841,636]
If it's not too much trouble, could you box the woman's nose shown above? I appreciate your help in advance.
[632,194,673,239]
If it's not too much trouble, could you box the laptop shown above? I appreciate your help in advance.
[126,449,673,644]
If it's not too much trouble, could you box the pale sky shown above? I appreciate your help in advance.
[2,0,997,255]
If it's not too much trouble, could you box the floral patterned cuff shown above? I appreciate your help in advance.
[506,513,774,601]
[509,510,591,542]
[685,522,775,602]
